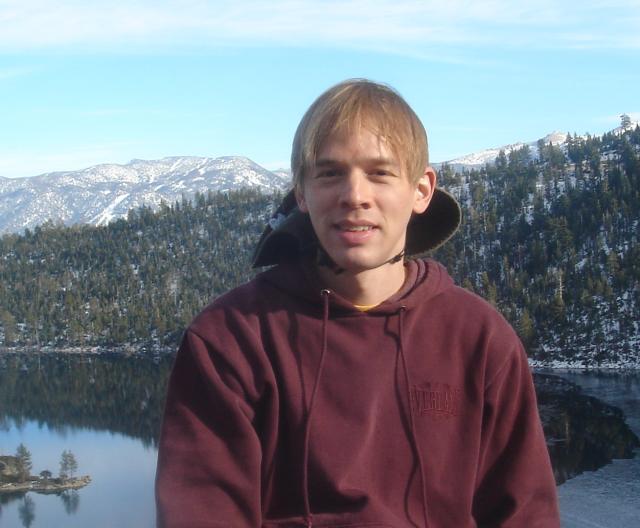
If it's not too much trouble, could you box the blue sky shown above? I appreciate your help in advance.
[1,0,638,178]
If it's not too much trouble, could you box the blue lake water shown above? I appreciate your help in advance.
[0,420,157,527]
[0,353,167,528]
[0,355,638,528]
[555,370,640,528]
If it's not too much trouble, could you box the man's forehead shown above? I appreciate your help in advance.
[316,127,401,162]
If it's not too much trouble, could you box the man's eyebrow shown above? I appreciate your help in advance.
[314,158,340,167]
[314,157,399,167]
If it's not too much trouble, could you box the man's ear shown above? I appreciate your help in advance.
[295,185,308,213]
[413,166,436,214]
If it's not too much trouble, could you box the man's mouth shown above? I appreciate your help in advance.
[336,221,377,232]
[342,225,374,232]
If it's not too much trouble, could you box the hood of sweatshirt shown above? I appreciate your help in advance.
[257,256,455,317]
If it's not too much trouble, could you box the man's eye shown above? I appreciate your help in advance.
[317,169,340,178]
[371,169,393,178]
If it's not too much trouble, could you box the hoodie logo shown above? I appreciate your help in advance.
[412,383,461,420]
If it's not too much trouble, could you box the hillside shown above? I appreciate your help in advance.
[0,125,638,366]
[0,189,277,351]
[434,125,640,367]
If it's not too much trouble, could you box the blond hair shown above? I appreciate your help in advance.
[291,79,429,188]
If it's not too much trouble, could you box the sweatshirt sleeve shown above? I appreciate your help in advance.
[472,341,560,528]
[155,329,263,528]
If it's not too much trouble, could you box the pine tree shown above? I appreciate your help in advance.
[0,309,17,345]
[15,443,32,482]
[620,113,632,130]
[60,450,78,481]
[518,309,535,348]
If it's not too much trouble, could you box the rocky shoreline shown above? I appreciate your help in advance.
[0,475,91,495]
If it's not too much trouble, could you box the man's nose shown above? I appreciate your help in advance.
[338,171,371,208]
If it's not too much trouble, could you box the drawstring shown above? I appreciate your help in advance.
[302,289,331,528]
[398,306,430,528]
[299,297,429,527]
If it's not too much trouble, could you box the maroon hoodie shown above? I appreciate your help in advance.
[156,258,560,527]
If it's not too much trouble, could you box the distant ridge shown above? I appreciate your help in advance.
[439,131,568,170]
[436,118,639,171]
[0,156,289,235]
[1,119,637,235]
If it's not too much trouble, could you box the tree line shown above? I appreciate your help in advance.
[0,126,639,364]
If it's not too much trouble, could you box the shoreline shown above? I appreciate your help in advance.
[0,475,91,495]
[0,345,175,356]
[1,346,638,369]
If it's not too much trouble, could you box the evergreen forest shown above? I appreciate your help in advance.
[0,127,638,366]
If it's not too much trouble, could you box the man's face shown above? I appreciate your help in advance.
[296,127,434,273]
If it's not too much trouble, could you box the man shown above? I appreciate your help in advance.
[156,79,560,527]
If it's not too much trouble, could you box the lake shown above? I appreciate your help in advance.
[0,354,638,527]
[0,353,171,528]
[554,370,640,527]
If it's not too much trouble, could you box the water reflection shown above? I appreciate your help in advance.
[0,353,171,528]
[60,490,80,515]
[0,353,173,446]
[535,372,639,483]
[1,354,637,527]
[0,488,81,516]
[18,496,35,528]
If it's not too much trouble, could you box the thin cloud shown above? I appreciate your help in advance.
[79,108,131,118]
[77,108,201,119]
[0,66,37,80]
[0,141,143,179]
[0,1,639,54]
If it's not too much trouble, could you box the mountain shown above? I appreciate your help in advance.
[0,156,289,235]
[438,118,639,170]
[3,119,637,235]
[439,131,568,170]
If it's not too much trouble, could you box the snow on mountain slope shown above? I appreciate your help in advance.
[0,156,290,234]
[439,131,569,169]
[438,119,639,170]
[2,121,637,235]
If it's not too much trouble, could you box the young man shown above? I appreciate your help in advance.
[156,79,560,527]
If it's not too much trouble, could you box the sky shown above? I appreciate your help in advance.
[0,0,639,179]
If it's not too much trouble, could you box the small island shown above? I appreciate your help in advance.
[0,445,91,496]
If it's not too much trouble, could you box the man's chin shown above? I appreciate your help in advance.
[322,251,401,275]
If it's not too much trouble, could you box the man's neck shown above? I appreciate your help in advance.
[316,260,407,306]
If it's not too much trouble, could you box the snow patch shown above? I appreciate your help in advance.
[90,193,130,226]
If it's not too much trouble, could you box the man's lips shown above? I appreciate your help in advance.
[332,221,378,245]
[334,221,378,232]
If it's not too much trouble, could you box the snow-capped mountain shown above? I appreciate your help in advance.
[2,120,637,235]
[437,131,569,171]
[438,118,639,170]
[0,156,290,235]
